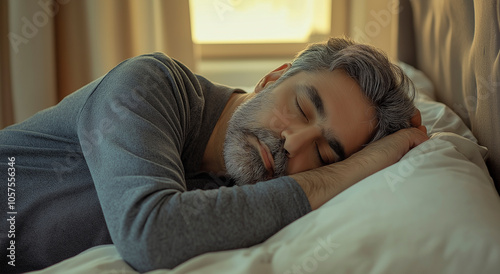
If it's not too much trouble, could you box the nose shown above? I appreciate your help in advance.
[281,125,322,157]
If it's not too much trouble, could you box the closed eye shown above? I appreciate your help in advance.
[316,142,327,165]
[295,97,308,121]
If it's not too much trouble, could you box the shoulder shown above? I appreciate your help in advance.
[86,52,200,110]
[117,52,177,71]
[110,52,194,84]
[77,53,205,142]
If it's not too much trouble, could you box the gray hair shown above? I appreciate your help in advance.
[274,37,415,143]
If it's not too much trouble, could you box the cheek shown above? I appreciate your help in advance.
[255,91,297,133]
[285,155,321,175]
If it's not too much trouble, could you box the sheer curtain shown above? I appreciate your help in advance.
[1,0,196,129]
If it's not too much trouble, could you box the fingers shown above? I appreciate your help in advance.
[410,108,427,136]
[410,109,422,128]
[416,125,427,135]
[404,127,430,149]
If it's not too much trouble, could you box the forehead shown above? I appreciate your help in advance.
[290,69,377,156]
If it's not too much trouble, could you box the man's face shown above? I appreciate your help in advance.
[223,69,377,186]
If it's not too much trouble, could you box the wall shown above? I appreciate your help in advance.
[348,0,401,61]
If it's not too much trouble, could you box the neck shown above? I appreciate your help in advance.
[201,92,254,174]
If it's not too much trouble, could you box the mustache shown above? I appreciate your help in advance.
[242,128,288,178]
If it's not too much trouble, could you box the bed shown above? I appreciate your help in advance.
[29,0,500,273]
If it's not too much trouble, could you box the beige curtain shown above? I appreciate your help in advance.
[1,0,196,129]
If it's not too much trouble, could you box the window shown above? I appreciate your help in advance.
[189,0,348,58]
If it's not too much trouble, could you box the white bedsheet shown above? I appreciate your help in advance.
[29,64,500,274]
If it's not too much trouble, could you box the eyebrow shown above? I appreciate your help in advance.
[301,85,325,117]
[298,85,346,161]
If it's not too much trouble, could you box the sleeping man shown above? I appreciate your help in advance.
[0,37,428,273]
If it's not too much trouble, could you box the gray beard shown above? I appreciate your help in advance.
[223,87,289,186]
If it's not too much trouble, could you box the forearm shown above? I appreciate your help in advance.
[291,128,429,210]
[109,177,310,272]
[290,153,374,210]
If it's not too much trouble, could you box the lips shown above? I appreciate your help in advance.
[246,134,276,179]
[257,139,275,178]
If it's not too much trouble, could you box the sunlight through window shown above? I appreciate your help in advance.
[190,0,332,44]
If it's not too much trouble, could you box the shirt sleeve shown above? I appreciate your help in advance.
[77,53,311,272]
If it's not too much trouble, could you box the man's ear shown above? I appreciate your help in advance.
[254,63,291,93]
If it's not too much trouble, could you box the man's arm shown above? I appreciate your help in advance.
[77,54,311,272]
[291,127,429,210]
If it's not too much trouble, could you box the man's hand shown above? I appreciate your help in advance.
[290,123,429,210]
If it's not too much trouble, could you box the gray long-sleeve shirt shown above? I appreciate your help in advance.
[0,53,311,273]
